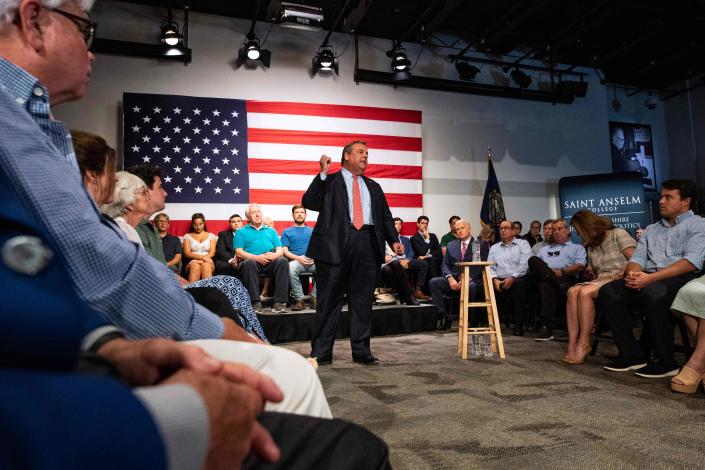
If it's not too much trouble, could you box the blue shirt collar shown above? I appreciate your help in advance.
[660,210,694,227]
[0,58,49,113]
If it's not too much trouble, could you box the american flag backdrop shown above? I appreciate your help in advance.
[122,93,423,236]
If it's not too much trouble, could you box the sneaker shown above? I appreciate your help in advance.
[291,299,305,311]
[634,361,680,378]
[534,326,554,341]
[252,302,263,314]
[272,302,288,313]
[603,357,647,372]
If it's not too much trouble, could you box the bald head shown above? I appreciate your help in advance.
[454,219,472,241]
[246,204,263,227]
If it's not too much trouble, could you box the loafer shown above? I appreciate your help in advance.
[352,353,379,365]
[291,299,305,311]
[603,357,647,372]
[313,355,332,366]
[634,361,680,378]
[272,302,288,313]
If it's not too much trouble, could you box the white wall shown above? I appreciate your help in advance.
[55,1,645,235]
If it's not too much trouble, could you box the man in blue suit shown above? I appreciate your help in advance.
[429,219,490,329]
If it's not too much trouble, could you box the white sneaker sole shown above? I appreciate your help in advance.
[603,362,647,372]
[634,368,680,378]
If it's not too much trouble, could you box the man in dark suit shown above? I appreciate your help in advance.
[410,215,443,284]
[215,213,243,275]
[429,219,490,329]
[303,141,399,366]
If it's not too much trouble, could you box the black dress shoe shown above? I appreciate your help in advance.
[312,355,332,366]
[352,353,379,365]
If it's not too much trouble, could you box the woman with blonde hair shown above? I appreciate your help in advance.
[564,210,636,364]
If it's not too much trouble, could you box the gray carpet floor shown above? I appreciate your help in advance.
[285,330,705,469]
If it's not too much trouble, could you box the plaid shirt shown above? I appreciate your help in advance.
[0,58,224,340]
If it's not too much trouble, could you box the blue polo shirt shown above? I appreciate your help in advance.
[234,224,281,255]
[281,225,313,256]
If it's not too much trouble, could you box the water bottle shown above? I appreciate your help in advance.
[471,335,479,357]
[472,239,481,262]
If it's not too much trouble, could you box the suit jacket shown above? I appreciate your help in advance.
[302,171,397,265]
[215,229,236,263]
[411,232,442,259]
[441,237,490,281]
[0,171,166,468]
[399,235,414,259]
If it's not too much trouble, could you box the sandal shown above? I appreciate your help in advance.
[671,365,705,394]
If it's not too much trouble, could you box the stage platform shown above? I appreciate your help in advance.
[257,303,439,344]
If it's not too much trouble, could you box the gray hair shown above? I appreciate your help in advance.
[101,171,147,218]
[0,0,95,26]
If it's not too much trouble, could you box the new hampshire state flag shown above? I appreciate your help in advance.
[480,153,506,238]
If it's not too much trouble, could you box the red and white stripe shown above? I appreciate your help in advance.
[164,101,422,236]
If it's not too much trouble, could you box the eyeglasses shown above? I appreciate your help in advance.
[135,188,151,199]
[51,8,97,48]
[547,250,561,257]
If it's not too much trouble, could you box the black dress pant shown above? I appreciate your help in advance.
[528,256,576,329]
[244,412,391,469]
[215,260,237,277]
[596,272,699,367]
[406,259,428,288]
[381,260,413,303]
[236,257,289,304]
[494,276,529,326]
[311,227,378,359]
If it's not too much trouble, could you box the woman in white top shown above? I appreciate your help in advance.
[183,213,217,282]
[101,171,151,245]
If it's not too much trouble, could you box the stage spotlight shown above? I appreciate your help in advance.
[237,31,271,68]
[388,46,411,80]
[510,68,531,88]
[645,93,659,109]
[312,46,338,75]
[160,9,183,47]
[555,80,589,100]
[455,61,480,81]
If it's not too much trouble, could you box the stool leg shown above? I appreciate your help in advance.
[482,272,497,352]
[461,267,469,359]
[485,266,505,359]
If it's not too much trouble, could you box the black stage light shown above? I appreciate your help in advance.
[237,32,271,68]
[510,68,531,88]
[312,47,338,75]
[389,47,411,80]
[555,80,588,98]
[455,61,480,81]
[645,93,659,109]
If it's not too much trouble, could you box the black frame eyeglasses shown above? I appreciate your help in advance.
[52,8,97,48]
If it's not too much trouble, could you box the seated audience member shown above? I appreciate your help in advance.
[489,220,532,336]
[1,2,338,424]
[478,223,496,245]
[440,215,460,256]
[563,211,636,364]
[429,219,489,329]
[101,171,151,244]
[529,218,586,341]
[126,163,168,263]
[215,213,243,276]
[183,213,217,282]
[671,274,705,393]
[281,205,316,311]
[523,220,543,247]
[635,224,645,241]
[392,217,428,300]
[411,215,443,282]
[532,219,554,256]
[263,216,274,230]
[512,221,524,239]
[598,179,705,378]
[71,129,116,207]
[236,204,289,313]
[154,213,182,274]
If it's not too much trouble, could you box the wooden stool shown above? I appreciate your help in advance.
[456,261,505,360]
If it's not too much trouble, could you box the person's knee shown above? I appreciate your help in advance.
[567,285,580,300]
[640,281,669,305]
[240,259,258,272]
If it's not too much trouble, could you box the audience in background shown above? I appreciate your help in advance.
[529,218,586,341]
[532,219,554,256]
[478,223,496,245]
[440,215,460,256]
[563,211,636,365]
[523,220,543,247]
[235,204,289,313]
[101,172,151,245]
[282,205,316,311]
[154,213,182,274]
[598,179,705,378]
[670,274,705,393]
[126,163,168,263]
[182,213,217,282]
[392,217,429,300]
[429,219,489,330]
[215,213,243,276]
[512,221,524,239]
[71,129,116,207]
[411,215,443,285]
[635,225,645,241]
[489,220,532,336]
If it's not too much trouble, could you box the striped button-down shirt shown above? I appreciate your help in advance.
[488,238,532,279]
[0,58,224,340]
[630,210,705,272]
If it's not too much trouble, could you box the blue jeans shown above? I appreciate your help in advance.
[289,260,316,300]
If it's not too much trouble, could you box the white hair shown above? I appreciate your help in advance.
[0,0,95,26]
[101,171,147,218]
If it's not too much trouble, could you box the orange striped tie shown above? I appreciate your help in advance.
[352,175,363,230]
